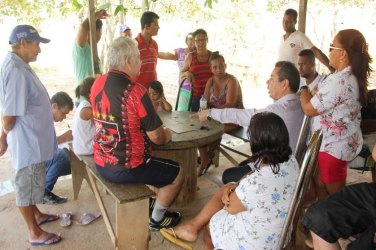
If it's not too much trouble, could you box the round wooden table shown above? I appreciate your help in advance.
[153,111,224,205]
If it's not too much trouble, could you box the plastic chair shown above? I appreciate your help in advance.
[277,130,323,250]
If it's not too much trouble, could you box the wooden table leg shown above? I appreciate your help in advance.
[116,199,150,250]
[86,166,117,247]
[69,150,88,200]
[153,147,197,205]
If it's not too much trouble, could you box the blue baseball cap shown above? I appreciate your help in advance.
[9,25,50,45]
[119,24,131,34]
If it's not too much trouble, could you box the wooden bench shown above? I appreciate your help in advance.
[68,148,154,249]
[218,126,251,166]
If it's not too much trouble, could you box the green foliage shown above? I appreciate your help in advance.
[114,5,128,16]
[72,0,84,11]
[0,0,74,25]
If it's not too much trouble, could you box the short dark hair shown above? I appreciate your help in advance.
[75,76,96,100]
[141,11,159,30]
[149,80,164,96]
[298,49,315,63]
[51,91,74,111]
[284,8,298,21]
[275,61,300,93]
[185,32,193,43]
[209,51,225,63]
[193,29,208,38]
[96,19,103,31]
[247,112,292,174]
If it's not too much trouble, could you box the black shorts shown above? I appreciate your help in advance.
[302,182,376,250]
[96,157,180,188]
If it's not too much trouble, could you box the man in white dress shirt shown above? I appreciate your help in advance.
[278,9,333,72]
[197,61,304,182]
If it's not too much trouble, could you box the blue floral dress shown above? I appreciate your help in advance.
[209,156,299,250]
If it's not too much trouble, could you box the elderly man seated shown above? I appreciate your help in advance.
[90,37,185,230]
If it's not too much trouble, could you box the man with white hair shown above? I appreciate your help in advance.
[91,37,185,230]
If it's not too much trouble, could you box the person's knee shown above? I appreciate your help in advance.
[174,166,185,185]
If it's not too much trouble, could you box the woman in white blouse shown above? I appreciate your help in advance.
[300,29,372,200]
[161,112,299,250]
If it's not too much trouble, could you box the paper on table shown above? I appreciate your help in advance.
[163,119,197,134]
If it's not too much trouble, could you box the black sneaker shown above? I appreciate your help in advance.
[149,212,182,231]
[43,192,67,205]
[149,197,181,218]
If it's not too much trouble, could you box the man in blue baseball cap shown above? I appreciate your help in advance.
[8,24,50,44]
[119,24,132,38]
[0,25,62,246]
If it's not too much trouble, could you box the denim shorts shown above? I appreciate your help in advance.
[14,162,46,206]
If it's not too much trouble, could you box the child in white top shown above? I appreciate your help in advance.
[72,77,96,155]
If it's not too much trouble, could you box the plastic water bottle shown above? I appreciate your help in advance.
[199,95,207,110]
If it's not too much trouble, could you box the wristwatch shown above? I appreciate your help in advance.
[207,109,212,120]
[300,85,309,91]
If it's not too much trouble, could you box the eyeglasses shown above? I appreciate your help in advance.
[329,43,344,52]
[194,39,207,43]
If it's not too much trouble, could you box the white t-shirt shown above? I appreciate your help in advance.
[209,156,299,250]
[278,30,314,65]
[72,100,95,155]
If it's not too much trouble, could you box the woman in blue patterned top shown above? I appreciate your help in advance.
[161,111,299,249]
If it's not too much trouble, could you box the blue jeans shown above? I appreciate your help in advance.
[45,148,71,194]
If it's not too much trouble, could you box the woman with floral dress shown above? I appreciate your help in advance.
[161,112,299,249]
[300,29,372,199]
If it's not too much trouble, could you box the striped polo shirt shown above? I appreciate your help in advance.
[135,33,158,88]
[189,51,213,98]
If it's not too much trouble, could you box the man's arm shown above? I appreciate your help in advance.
[196,108,257,127]
[57,130,73,144]
[311,46,335,73]
[0,115,16,156]
[146,127,172,145]
[76,9,108,47]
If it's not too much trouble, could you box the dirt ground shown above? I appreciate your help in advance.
[0,61,375,249]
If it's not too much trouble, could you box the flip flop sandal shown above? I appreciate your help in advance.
[160,228,192,250]
[39,214,60,226]
[30,233,62,246]
[77,212,101,226]
[60,212,72,227]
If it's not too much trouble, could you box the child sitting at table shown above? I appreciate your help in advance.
[72,76,96,155]
[148,80,172,112]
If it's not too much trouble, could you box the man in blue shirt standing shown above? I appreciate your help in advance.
[0,25,62,246]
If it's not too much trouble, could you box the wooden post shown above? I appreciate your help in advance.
[88,0,100,74]
[298,0,308,33]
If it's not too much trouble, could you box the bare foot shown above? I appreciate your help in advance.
[163,222,198,242]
